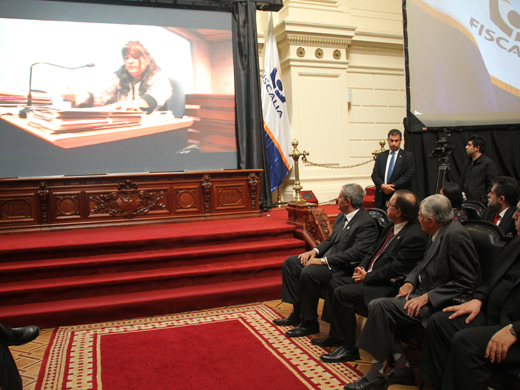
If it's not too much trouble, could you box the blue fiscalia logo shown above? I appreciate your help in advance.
[263,66,286,118]
[270,66,286,103]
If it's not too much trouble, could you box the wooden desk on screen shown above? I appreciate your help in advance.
[1,113,194,149]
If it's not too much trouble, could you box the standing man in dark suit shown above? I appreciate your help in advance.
[0,323,39,390]
[371,129,415,210]
[483,176,520,237]
[420,200,520,390]
[460,135,498,204]
[314,190,427,363]
[273,183,379,338]
[341,194,481,390]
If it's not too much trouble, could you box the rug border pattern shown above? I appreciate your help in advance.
[35,304,361,390]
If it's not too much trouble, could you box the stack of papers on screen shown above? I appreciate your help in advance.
[0,91,52,107]
[0,91,26,106]
[28,107,145,133]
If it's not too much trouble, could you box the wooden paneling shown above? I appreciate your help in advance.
[185,94,236,153]
[0,169,263,234]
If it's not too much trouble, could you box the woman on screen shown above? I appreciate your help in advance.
[63,40,172,114]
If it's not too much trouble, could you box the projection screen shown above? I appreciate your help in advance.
[0,0,236,178]
[404,0,520,131]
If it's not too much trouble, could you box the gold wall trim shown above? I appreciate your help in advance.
[287,35,351,47]
[349,45,403,55]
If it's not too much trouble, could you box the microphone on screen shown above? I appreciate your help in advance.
[19,62,96,118]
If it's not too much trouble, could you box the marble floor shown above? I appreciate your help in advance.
[10,299,435,390]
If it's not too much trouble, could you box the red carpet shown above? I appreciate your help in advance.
[0,208,307,327]
[36,304,362,389]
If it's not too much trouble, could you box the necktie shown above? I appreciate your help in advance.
[387,152,395,183]
[367,229,394,271]
[343,216,349,229]
[492,213,499,225]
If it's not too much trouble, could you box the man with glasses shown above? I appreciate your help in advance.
[371,129,415,210]
[314,190,427,364]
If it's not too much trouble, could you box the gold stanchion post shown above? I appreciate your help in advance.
[289,139,309,204]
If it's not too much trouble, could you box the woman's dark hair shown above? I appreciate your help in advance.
[441,182,464,209]
[115,41,161,98]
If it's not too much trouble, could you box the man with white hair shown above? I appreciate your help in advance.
[342,194,481,390]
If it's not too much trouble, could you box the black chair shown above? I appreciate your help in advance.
[159,77,186,118]
[367,208,389,239]
[461,220,508,282]
[348,208,389,270]
[462,200,486,220]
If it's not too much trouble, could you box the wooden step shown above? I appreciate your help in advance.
[0,276,282,328]
[0,238,305,282]
[0,223,297,262]
[0,256,288,306]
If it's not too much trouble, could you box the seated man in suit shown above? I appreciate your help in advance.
[273,183,379,337]
[371,129,415,210]
[313,190,427,363]
[342,194,481,390]
[0,323,39,390]
[420,200,520,390]
[483,176,520,237]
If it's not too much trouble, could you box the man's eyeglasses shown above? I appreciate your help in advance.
[386,200,398,209]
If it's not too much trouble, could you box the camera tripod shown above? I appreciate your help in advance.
[435,156,453,194]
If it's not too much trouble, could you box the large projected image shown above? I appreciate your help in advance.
[406,0,520,129]
[0,0,236,178]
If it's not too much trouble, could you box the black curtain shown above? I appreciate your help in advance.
[232,0,272,210]
[406,129,520,201]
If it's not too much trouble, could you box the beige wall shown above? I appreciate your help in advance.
[258,0,406,204]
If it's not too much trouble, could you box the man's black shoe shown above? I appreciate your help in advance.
[8,326,40,346]
[343,376,387,390]
[273,312,300,327]
[285,321,319,337]
[320,345,360,363]
[385,368,415,386]
[311,335,341,347]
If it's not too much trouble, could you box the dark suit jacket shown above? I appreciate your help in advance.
[371,149,415,209]
[405,220,481,326]
[472,236,520,331]
[358,220,427,305]
[483,206,517,237]
[316,207,378,274]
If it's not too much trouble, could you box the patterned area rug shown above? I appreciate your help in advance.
[35,304,361,389]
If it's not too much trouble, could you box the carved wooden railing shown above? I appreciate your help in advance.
[286,203,333,249]
[0,169,262,234]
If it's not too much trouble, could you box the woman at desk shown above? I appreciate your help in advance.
[63,40,172,114]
